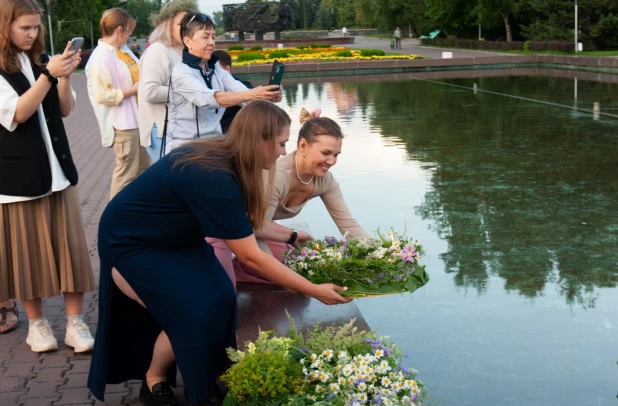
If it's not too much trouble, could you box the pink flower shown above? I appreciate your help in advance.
[400,244,417,263]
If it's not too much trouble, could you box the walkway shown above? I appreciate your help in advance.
[0,74,161,406]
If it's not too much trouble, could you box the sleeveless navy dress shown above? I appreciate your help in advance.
[88,149,253,403]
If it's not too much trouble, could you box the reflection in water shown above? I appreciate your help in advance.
[357,76,618,308]
[280,75,618,406]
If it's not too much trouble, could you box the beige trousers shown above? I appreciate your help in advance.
[110,128,151,199]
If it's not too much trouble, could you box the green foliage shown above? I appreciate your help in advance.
[268,51,290,58]
[228,45,245,51]
[250,45,264,51]
[335,50,353,57]
[221,331,303,405]
[360,48,386,56]
[310,43,331,48]
[296,45,308,49]
[236,52,266,62]
[523,40,530,52]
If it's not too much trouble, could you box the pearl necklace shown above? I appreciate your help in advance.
[295,155,314,185]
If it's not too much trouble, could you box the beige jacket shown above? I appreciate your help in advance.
[137,42,182,147]
[257,152,368,253]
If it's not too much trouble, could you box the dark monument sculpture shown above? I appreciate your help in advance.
[223,2,295,41]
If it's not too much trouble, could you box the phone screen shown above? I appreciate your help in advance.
[268,60,285,89]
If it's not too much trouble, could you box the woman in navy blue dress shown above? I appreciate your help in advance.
[87,101,351,406]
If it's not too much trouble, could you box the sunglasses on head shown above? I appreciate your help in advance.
[186,13,213,26]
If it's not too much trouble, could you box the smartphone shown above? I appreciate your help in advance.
[68,37,84,53]
[268,60,285,91]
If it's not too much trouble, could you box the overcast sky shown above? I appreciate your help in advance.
[198,0,228,16]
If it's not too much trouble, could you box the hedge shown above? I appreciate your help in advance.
[268,51,289,59]
[420,38,575,53]
[236,52,266,62]
[310,44,331,48]
[228,45,245,51]
[250,46,263,51]
[335,50,353,57]
[360,49,386,57]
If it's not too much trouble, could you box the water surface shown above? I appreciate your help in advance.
[278,73,618,406]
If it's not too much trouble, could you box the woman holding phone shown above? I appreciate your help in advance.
[0,0,96,353]
[164,12,282,154]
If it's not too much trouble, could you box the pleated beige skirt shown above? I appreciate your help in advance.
[0,186,95,302]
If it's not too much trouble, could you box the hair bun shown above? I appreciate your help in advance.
[299,107,322,125]
[299,108,311,125]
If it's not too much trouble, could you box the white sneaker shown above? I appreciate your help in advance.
[64,317,94,353]
[26,318,58,353]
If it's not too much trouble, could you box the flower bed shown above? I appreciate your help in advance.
[228,47,423,66]
[284,231,430,298]
[221,318,427,405]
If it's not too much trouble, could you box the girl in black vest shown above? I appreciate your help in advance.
[0,0,96,353]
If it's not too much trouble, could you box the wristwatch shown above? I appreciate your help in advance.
[40,66,58,85]
[287,229,298,245]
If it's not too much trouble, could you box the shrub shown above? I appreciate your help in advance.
[420,38,525,51]
[228,45,245,51]
[523,41,530,52]
[236,52,266,62]
[310,43,331,48]
[528,41,573,52]
[296,45,308,50]
[249,45,263,51]
[268,51,289,59]
[360,49,386,57]
[335,50,353,57]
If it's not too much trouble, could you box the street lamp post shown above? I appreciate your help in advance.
[574,0,578,53]
[45,0,54,55]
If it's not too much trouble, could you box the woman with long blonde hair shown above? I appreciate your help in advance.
[0,0,96,353]
[88,101,351,406]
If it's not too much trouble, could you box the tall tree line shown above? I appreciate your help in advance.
[38,0,618,51]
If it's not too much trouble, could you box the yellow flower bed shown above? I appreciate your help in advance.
[227,47,423,66]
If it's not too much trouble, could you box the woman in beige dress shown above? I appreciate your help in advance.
[210,109,369,288]
[0,0,95,353]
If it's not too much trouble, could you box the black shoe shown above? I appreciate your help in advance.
[185,387,225,406]
[139,381,179,406]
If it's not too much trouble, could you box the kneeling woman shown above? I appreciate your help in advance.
[87,101,351,406]
[210,109,369,287]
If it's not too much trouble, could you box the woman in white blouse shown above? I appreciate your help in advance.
[164,12,282,154]
[0,0,95,353]
[138,0,196,163]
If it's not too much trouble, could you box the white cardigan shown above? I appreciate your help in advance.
[137,42,182,147]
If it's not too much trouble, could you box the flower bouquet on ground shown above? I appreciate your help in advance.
[283,230,430,298]
[221,317,427,405]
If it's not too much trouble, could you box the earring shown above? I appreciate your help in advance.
[302,152,306,157]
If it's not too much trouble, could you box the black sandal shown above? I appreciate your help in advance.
[0,300,18,334]
[139,381,178,406]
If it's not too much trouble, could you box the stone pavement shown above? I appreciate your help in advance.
[0,74,170,406]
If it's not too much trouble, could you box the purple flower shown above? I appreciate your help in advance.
[324,236,337,245]
[397,364,410,374]
[400,244,417,262]
[355,378,367,385]
[375,272,385,280]
[300,249,307,256]
[325,393,335,401]
[408,267,416,274]
[300,347,309,353]
[393,274,404,281]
